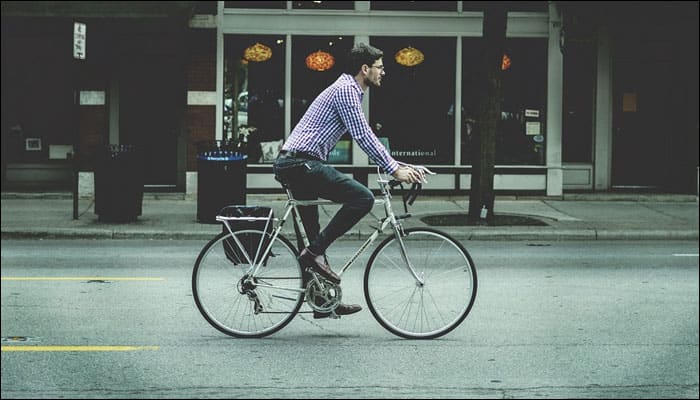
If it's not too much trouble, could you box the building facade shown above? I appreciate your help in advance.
[2,1,698,196]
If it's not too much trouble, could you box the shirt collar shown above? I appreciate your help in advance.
[340,73,364,98]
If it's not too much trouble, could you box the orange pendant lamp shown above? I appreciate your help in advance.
[501,54,511,70]
[306,50,335,71]
[244,42,272,62]
[395,46,424,67]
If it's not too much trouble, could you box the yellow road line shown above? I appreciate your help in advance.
[2,345,159,352]
[1,277,164,281]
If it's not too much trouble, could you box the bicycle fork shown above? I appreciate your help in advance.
[384,197,426,287]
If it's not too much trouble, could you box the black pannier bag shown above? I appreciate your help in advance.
[219,206,274,266]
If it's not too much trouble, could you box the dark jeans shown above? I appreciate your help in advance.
[273,153,374,255]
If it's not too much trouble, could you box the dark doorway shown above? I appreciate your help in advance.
[612,59,673,189]
[610,8,698,193]
[119,55,183,189]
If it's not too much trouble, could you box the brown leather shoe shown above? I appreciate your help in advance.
[313,303,362,319]
[298,248,341,284]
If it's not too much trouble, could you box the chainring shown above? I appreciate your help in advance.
[305,278,342,313]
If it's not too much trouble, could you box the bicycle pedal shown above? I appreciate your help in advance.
[312,310,341,319]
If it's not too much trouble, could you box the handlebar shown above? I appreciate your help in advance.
[396,161,436,182]
[379,162,436,213]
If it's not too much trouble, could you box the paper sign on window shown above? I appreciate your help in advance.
[622,93,637,112]
[525,121,540,136]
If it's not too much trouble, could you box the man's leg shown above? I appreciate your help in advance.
[304,162,374,255]
[287,161,367,318]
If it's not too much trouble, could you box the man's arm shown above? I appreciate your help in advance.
[334,86,399,175]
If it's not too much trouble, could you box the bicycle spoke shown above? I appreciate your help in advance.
[425,265,472,280]
[193,231,304,338]
[364,228,477,339]
[379,251,413,275]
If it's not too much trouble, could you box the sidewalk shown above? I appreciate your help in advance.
[1,192,698,241]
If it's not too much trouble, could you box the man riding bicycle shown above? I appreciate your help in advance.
[273,43,424,318]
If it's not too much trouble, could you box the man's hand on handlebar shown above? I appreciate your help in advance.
[392,166,426,184]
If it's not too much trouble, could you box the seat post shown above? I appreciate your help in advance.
[282,187,309,251]
[285,188,295,201]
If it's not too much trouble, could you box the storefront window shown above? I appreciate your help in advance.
[461,2,547,12]
[371,1,457,11]
[224,1,286,9]
[224,35,285,164]
[291,35,354,164]
[562,34,595,163]
[2,19,73,166]
[369,37,456,165]
[293,1,354,10]
[224,1,356,10]
[461,37,547,166]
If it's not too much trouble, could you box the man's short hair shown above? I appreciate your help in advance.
[345,43,384,75]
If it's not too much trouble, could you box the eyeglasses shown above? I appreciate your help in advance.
[369,65,385,70]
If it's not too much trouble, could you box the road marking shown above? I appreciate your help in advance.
[1,277,164,281]
[1,345,159,352]
[672,254,699,257]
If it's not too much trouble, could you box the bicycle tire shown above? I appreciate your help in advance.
[364,228,477,339]
[192,230,304,338]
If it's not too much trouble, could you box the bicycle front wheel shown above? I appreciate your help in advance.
[192,230,304,338]
[364,228,477,339]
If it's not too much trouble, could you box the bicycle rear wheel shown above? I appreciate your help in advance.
[364,228,477,339]
[192,230,304,338]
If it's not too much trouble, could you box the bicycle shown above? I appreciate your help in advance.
[192,163,477,339]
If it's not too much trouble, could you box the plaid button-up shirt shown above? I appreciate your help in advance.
[282,73,399,174]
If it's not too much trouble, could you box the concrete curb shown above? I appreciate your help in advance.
[2,227,697,241]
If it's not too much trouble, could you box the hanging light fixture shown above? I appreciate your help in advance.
[306,50,335,72]
[394,46,424,67]
[243,42,272,62]
[501,54,511,71]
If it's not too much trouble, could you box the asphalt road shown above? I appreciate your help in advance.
[1,239,698,398]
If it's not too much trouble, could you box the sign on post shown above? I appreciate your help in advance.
[73,22,86,60]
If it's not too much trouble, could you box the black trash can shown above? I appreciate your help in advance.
[94,144,144,222]
[196,140,248,223]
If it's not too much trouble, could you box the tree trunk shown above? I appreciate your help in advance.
[468,5,508,224]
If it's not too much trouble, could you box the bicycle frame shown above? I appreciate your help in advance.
[215,169,426,293]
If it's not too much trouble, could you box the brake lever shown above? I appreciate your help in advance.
[389,179,404,190]
[400,183,409,214]
[406,183,421,206]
